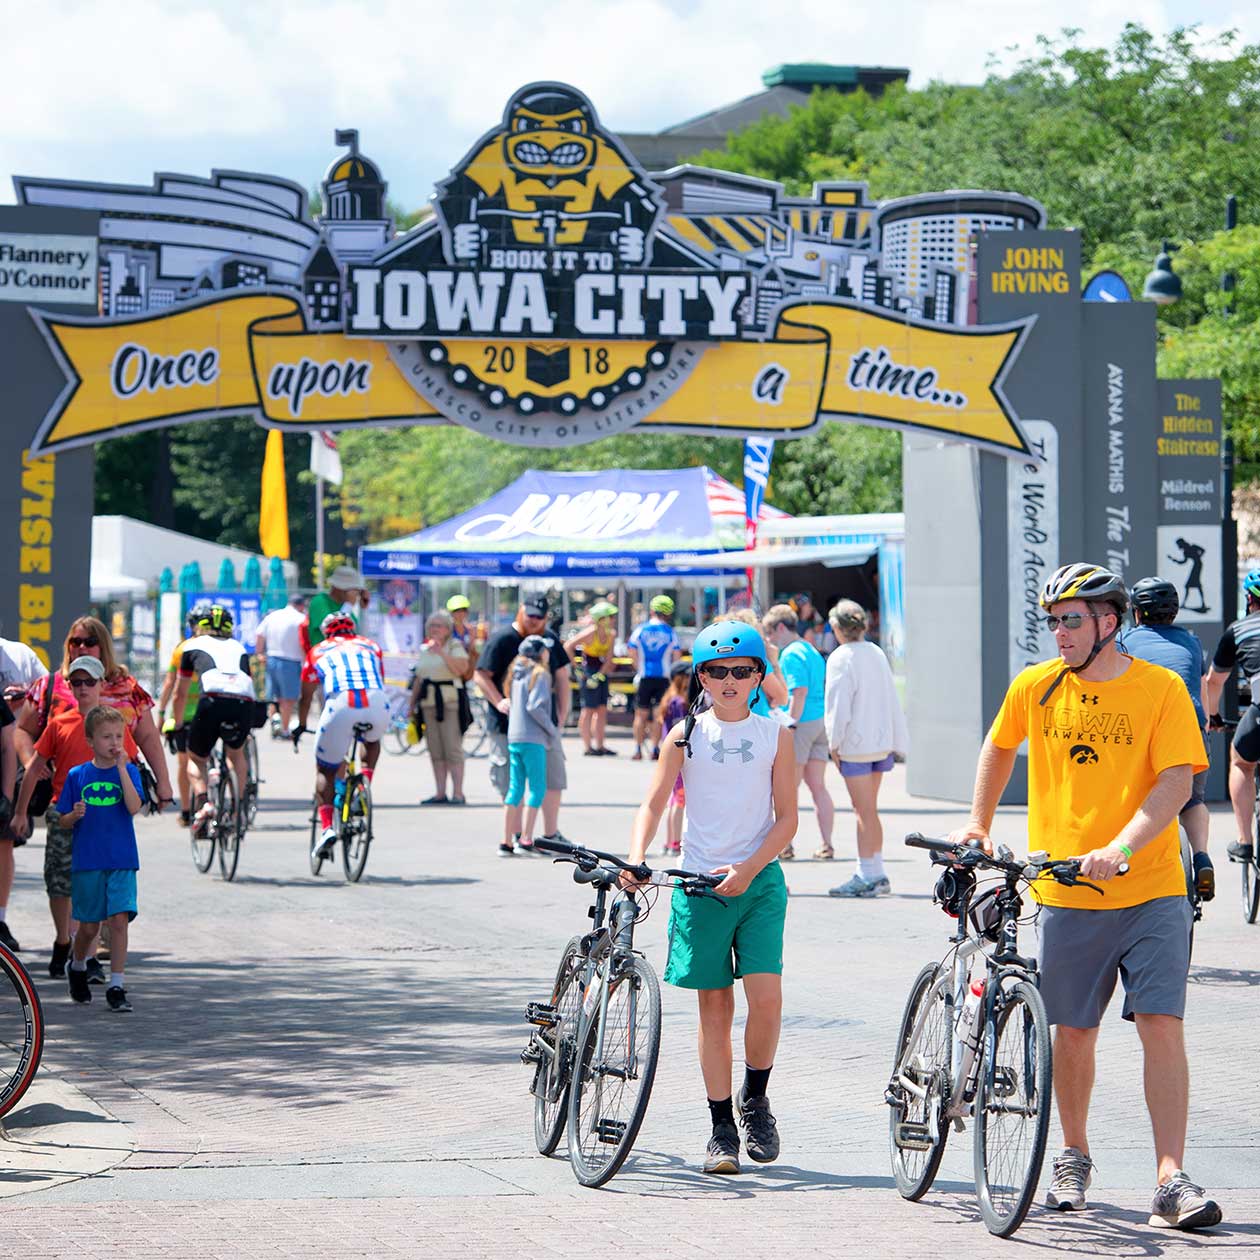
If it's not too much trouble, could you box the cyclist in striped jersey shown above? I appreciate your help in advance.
[294,613,390,860]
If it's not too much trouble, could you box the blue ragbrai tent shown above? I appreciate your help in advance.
[358,468,780,580]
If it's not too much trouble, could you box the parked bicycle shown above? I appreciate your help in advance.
[384,687,425,758]
[0,937,43,1119]
[886,832,1126,1238]
[521,837,724,1188]
[464,687,491,759]
[189,743,246,881]
[305,720,374,882]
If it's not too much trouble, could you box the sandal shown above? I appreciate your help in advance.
[813,845,835,860]
[780,845,795,861]
[420,795,449,805]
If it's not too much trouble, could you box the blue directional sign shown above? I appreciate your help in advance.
[1083,269,1132,303]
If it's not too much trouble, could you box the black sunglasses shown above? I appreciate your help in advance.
[68,635,99,648]
[699,664,760,681]
[1044,612,1109,631]
[68,675,100,688]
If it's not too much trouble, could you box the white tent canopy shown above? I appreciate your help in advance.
[91,516,298,600]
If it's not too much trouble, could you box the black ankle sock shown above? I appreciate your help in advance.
[744,1064,772,1099]
[708,1096,734,1127]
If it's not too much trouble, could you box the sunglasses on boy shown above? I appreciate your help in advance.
[1043,612,1109,631]
[699,664,761,681]
[68,675,101,689]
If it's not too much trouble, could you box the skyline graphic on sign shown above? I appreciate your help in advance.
[14,82,1047,455]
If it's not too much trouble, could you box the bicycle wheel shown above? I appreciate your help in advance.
[216,768,242,882]
[974,980,1052,1238]
[309,796,326,876]
[466,695,490,758]
[190,799,215,872]
[1180,831,1197,959]
[567,955,661,1188]
[533,935,585,1156]
[0,943,44,1119]
[889,962,952,1199]
[1244,854,1260,925]
[340,776,373,883]
[242,735,260,828]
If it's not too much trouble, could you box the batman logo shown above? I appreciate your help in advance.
[1068,745,1099,765]
[82,780,123,808]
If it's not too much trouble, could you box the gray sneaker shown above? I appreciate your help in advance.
[1227,839,1254,861]
[1149,1171,1222,1230]
[829,874,882,898]
[1045,1146,1093,1210]
[703,1121,741,1175]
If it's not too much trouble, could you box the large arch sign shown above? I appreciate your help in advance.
[16,82,1044,456]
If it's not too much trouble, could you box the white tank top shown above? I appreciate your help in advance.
[680,709,783,873]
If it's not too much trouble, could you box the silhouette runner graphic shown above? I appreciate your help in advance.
[1168,537,1210,614]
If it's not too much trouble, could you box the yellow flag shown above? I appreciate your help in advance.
[259,429,290,559]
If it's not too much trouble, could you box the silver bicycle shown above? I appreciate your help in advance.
[887,833,1125,1238]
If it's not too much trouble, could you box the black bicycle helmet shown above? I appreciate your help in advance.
[1130,577,1179,624]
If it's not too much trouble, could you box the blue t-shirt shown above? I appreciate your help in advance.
[628,620,680,678]
[55,762,142,872]
[751,662,784,717]
[779,639,826,722]
[1120,624,1207,727]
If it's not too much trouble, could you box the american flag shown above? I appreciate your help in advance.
[703,467,788,525]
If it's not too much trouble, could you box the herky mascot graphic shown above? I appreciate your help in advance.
[436,83,661,265]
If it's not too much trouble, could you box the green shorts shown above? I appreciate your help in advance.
[664,862,787,990]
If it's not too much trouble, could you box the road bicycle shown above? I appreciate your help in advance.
[887,833,1126,1238]
[1206,716,1259,923]
[0,937,43,1119]
[464,688,491,759]
[521,838,724,1188]
[189,742,246,881]
[303,721,374,882]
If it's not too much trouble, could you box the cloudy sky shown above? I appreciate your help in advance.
[3,0,1253,211]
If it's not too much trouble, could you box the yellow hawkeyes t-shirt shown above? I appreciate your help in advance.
[989,656,1207,909]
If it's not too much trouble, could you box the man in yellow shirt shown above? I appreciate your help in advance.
[950,562,1220,1231]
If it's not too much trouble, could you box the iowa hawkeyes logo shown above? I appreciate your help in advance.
[1068,745,1100,765]
[81,780,123,807]
[437,83,661,265]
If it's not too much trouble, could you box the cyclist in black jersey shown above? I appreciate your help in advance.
[1204,569,1260,861]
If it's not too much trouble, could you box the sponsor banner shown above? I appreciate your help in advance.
[33,292,1029,454]
[361,548,729,579]
[1007,421,1059,682]
[0,233,97,306]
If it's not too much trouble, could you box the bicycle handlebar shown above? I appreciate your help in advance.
[539,838,727,903]
[905,832,1128,894]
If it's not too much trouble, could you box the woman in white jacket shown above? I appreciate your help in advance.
[824,600,908,898]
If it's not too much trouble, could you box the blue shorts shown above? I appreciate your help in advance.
[265,656,302,702]
[71,869,138,924]
[839,754,895,777]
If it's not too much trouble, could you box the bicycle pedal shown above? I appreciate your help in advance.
[595,1118,627,1145]
[894,1122,933,1152]
[524,1001,558,1028]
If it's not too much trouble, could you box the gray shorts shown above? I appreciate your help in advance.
[792,717,829,764]
[489,730,566,798]
[1036,896,1192,1028]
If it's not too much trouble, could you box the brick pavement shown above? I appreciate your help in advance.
[1,731,1257,1256]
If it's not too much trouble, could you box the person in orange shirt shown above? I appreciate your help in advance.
[949,563,1219,1232]
[12,656,138,981]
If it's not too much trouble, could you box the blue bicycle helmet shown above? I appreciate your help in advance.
[1244,569,1260,599]
[690,619,767,669]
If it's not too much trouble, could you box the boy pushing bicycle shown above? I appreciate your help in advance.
[627,620,797,1174]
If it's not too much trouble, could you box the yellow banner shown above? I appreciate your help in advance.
[32,293,1029,455]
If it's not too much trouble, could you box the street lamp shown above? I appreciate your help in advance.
[1143,240,1182,305]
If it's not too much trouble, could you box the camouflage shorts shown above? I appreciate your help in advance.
[43,809,74,899]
